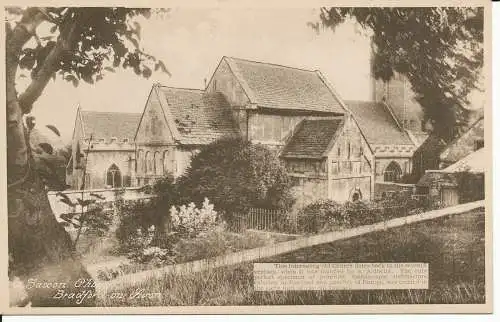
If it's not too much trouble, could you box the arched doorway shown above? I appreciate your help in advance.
[106,164,122,188]
[384,161,402,182]
[350,188,363,202]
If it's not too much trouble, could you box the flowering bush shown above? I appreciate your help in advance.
[170,198,218,238]
[126,225,176,264]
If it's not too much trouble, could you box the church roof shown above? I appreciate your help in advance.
[281,118,344,159]
[158,86,239,145]
[442,148,485,173]
[223,57,345,114]
[439,116,484,164]
[345,100,413,146]
[80,110,141,141]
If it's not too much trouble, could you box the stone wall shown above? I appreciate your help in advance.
[135,88,174,145]
[206,58,250,138]
[85,149,135,189]
[374,182,415,199]
[329,176,372,203]
[47,187,154,219]
[247,110,305,145]
[290,176,328,209]
[327,115,375,201]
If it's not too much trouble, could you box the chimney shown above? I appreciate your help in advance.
[204,78,207,88]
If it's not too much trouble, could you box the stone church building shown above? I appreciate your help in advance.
[66,108,140,190]
[66,56,427,206]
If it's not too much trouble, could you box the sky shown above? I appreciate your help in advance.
[20,8,373,143]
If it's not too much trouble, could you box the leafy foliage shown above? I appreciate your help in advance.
[295,200,344,234]
[57,192,113,246]
[25,118,70,190]
[293,193,432,234]
[9,7,169,90]
[455,171,484,203]
[176,137,294,217]
[115,198,157,252]
[124,225,177,265]
[319,7,484,140]
[6,7,168,306]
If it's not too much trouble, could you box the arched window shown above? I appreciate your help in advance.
[106,164,122,188]
[137,150,143,173]
[148,152,154,173]
[145,151,151,173]
[154,151,161,175]
[163,150,170,174]
[384,161,402,182]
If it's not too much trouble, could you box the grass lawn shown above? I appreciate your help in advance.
[90,229,296,281]
[98,208,485,306]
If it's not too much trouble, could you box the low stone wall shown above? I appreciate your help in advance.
[95,199,484,296]
[47,187,155,220]
[374,182,415,199]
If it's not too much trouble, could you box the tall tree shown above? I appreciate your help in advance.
[317,7,484,141]
[5,7,169,306]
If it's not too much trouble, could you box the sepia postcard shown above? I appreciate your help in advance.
[0,0,492,315]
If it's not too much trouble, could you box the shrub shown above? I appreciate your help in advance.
[116,172,178,252]
[122,225,177,265]
[115,198,157,253]
[295,200,344,234]
[169,198,219,238]
[141,172,178,233]
[176,137,294,218]
[294,193,432,234]
[340,201,373,227]
[455,171,484,203]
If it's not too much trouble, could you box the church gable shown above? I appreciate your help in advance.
[135,86,176,145]
[206,57,251,108]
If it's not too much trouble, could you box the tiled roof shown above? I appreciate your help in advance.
[443,148,485,173]
[159,87,239,145]
[80,111,141,141]
[281,118,344,159]
[440,117,484,164]
[225,57,345,114]
[345,101,413,146]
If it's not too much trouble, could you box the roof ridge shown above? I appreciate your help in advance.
[80,110,142,115]
[225,56,317,74]
[158,85,204,92]
[344,99,380,104]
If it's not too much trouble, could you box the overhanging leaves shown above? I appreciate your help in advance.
[318,7,484,141]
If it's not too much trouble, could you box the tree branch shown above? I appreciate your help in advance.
[6,8,50,181]
[18,14,80,114]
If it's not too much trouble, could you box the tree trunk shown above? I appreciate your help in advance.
[6,11,96,307]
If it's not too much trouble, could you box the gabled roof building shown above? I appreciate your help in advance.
[67,56,428,207]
